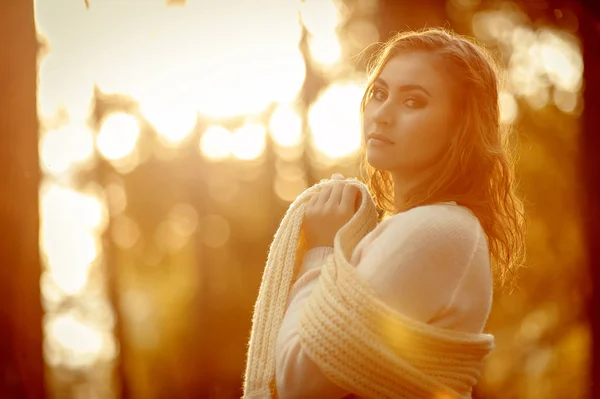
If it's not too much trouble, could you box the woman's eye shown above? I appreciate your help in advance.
[404,97,424,108]
[372,88,386,101]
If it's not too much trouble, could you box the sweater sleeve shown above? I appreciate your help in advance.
[284,246,333,309]
[274,205,488,399]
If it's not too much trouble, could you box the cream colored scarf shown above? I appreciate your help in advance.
[243,179,495,399]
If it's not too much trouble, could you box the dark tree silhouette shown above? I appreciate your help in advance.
[581,0,600,397]
[0,0,45,398]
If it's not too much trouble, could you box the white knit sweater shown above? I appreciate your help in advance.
[275,201,493,398]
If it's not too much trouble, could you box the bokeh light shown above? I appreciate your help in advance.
[300,0,342,37]
[274,158,309,203]
[30,0,591,397]
[44,312,116,369]
[269,104,303,148]
[231,124,267,161]
[499,91,519,124]
[39,122,95,175]
[200,214,231,248]
[111,215,141,250]
[308,34,343,66]
[140,95,198,147]
[200,126,233,161]
[96,113,140,161]
[40,182,107,294]
[308,81,364,159]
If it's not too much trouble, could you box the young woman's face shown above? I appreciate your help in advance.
[362,51,456,176]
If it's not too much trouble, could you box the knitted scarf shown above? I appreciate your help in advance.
[242,179,495,399]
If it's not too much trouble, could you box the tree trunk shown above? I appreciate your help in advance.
[0,1,46,398]
[581,1,600,397]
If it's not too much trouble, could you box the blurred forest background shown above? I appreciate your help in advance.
[1,0,599,398]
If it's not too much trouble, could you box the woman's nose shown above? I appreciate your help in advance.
[372,102,394,125]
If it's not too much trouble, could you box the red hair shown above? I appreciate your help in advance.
[358,27,526,291]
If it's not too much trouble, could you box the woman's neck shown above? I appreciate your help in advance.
[391,167,438,211]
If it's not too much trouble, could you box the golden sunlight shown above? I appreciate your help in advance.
[36,0,306,121]
[200,214,230,248]
[40,181,107,235]
[269,104,303,148]
[274,174,309,203]
[40,181,107,294]
[299,0,342,37]
[274,159,308,203]
[39,123,95,175]
[140,96,198,148]
[96,113,140,161]
[44,312,116,368]
[536,29,582,93]
[36,51,95,122]
[499,91,519,124]
[111,215,141,250]
[473,10,582,113]
[42,230,98,294]
[300,0,343,67]
[308,82,364,159]
[552,89,579,113]
[232,124,267,161]
[308,34,343,66]
[155,220,189,253]
[168,203,199,237]
[155,203,199,252]
[199,126,233,161]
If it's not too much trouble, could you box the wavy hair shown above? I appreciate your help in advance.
[357,27,526,291]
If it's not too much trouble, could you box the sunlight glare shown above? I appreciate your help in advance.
[300,0,342,37]
[309,34,342,66]
[96,113,140,161]
[269,104,303,148]
[139,95,198,147]
[232,124,267,160]
[199,126,232,160]
[37,0,305,120]
[40,182,107,231]
[40,182,107,293]
[537,29,582,92]
[499,91,518,124]
[44,312,116,368]
[553,89,578,113]
[41,228,99,294]
[308,82,363,158]
[39,123,95,175]
[37,52,95,122]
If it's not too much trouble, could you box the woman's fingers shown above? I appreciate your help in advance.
[328,182,345,206]
[341,184,359,212]
[308,192,319,206]
[310,174,351,209]
[316,185,332,206]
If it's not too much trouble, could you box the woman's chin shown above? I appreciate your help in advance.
[366,153,394,171]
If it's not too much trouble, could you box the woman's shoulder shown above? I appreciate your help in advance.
[380,201,482,238]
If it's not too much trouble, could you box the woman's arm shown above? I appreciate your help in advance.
[275,246,349,399]
[275,204,489,398]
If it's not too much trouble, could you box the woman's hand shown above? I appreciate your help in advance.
[303,173,360,249]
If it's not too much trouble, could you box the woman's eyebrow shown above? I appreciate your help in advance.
[374,77,432,97]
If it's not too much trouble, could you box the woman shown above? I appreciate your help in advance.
[274,27,526,398]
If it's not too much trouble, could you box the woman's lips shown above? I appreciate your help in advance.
[368,138,392,146]
[368,133,394,144]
